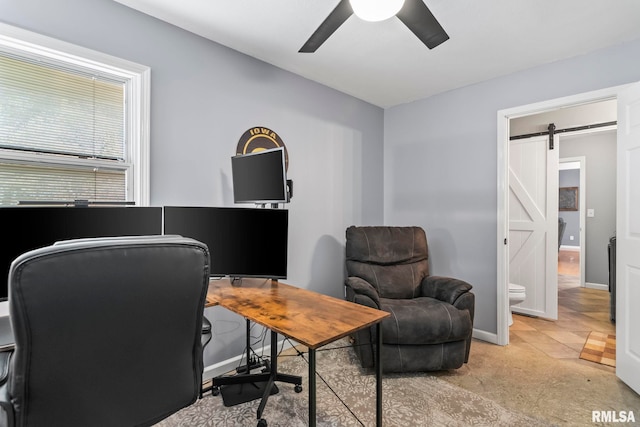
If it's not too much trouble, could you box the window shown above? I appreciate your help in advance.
[0,23,150,206]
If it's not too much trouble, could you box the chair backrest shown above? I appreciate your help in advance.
[7,235,210,427]
[558,217,567,250]
[345,226,429,299]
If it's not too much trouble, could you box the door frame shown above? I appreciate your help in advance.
[559,156,586,287]
[497,84,629,345]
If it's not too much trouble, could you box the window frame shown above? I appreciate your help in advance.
[0,23,150,206]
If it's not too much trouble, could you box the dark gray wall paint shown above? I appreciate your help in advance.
[385,38,640,335]
[559,169,581,247]
[0,0,384,366]
[559,131,616,285]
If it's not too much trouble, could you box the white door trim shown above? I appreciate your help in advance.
[559,155,587,287]
[496,85,629,346]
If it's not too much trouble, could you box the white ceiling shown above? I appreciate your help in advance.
[113,0,640,108]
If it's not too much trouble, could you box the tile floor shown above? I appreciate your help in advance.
[510,249,615,361]
[432,249,639,425]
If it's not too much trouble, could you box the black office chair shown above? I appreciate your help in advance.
[0,235,210,427]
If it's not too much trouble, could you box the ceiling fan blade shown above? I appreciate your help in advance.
[299,0,353,53]
[396,0,449,49]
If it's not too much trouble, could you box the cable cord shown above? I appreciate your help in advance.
[235,324,271,372]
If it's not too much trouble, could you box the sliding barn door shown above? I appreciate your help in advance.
[508,134,558,320]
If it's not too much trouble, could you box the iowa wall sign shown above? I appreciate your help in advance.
[236,127,289,170]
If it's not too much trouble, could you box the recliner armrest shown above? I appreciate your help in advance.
[345,277,380,308]
[420,275,473,306]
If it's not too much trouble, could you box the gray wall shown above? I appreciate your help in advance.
[559,169,581,247]
[3,0,638,345]
[559,131,617,285]
[384,38,640,335]
[0,0,384,367]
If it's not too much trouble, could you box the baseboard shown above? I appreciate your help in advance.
[472,328,498,345]
[585,282,608,291]
[560,245,580,252]
[202,338,296,381]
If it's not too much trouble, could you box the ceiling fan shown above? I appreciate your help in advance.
[299,0,449,53]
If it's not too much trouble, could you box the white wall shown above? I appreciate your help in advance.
[384,37,640,335]
[0,0,384,368]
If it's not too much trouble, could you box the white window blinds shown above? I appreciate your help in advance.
[0,49,130,206]
[0,23,150,207]
[0,163,125,205]
[0,53,125,160]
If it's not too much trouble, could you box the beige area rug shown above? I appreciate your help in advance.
[157,340,551,427]
[580,331,616,367]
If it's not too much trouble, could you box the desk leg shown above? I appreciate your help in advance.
[245,318,251,372]
[309,348,316,427]
[256,331,278,421]
[376,322,382,427]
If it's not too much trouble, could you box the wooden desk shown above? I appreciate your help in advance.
[207,278,389,427]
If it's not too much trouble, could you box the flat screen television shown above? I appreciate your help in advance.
[231,147,288,204]
[163,206,288,279]
[0,206,163,301]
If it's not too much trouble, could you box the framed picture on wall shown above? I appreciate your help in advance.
[559,187,578,211]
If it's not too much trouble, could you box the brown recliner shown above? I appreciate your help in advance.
[345,226,474,372]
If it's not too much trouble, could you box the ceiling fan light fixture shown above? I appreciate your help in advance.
[349,0,405,22]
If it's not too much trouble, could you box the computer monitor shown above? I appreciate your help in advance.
[0,207,163,301]
[231,147,289,204]
[163,206,288,280]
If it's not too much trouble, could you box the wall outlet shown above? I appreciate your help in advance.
[587,208,595,217]
[570,235,574,241]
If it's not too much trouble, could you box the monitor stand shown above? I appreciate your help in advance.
[223,319,276,407]
[230,277,278,287]
[219,374,279,407]
[209,317,301,406]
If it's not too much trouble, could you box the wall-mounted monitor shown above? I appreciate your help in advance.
[0,207,163,301]
[163,206,288,280]
[231,147,288,204]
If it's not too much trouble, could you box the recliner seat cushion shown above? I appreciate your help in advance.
[380,297,472,345]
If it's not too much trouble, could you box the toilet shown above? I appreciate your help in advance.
[508,283,526,326]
